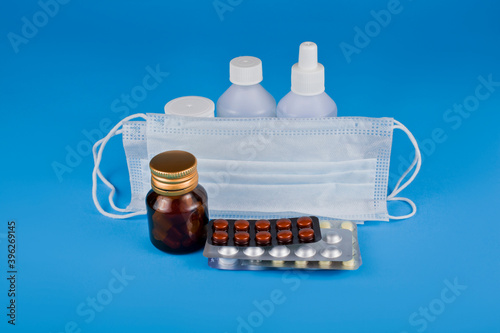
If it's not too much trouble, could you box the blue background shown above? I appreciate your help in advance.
[1,0,499,332]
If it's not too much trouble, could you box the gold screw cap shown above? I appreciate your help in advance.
[149,150,198,196]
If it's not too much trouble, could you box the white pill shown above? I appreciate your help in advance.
[341,221,354,231]
[218,246,239,256]
[342,258,356,267]
[244,247,265,257]
[272,260,285,267]
[295,245,316,258]
[269,246,290,258]
[248,259,262,264]
[319,261,332,268]
[324,231,342,244]
[321,246,342,259]
[219,258,237,266]
[320,221,332,228]
[295,261,308,268]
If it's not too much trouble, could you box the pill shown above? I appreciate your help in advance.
[319,261,332,268]
[321,246,342,259]
[213,219,229,231]
[297,216,313,229]
[277,230,293,244]
[295,261,308,268]
[234,220,250,232]
[269,246,290,258]
[341,221,354,231]
[218,246,238,256]
[324,231,342,244]
[234,232,250,246]
[295,245,316,258]
[166,225,184,239]
[182,237,194,247]
[342,258,356,267]
[276,218,292,231]
[152,228,166,241]
[244,247,265,257]
[152,211,174,232]
[255,219,271,232]
[255,231,272,245]
[163,236,181,249]
[272,260,285,267]
[219,258,237,266]
[320,221,332,229]
[212,231,229,245]
[298,228,315,242]
[249,259,262,264]
[186,219,201,234]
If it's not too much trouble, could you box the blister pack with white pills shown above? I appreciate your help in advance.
[205,220,362,270]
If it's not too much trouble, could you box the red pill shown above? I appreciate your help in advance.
[255,231,272,245]
[276,219,292,231]
[213,219,229,231]
[298,228,315,242]
[255,220,271,232]
[212,231,229,245]
[163,237,181,249]
[234,220,250,232]
[234,232,250,246]
[277,230,293,244]
[297,216,313,229]
[182,238,194,247]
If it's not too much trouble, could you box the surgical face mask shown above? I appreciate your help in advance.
[92,113,421,222]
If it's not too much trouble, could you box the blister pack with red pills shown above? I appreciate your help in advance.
[203,218,362,270]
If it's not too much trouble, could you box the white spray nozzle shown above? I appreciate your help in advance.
[298,42,318,70]
[291,41,325,96]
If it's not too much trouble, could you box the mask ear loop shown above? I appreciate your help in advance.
[92,113,148,219]
[387,120,422,220]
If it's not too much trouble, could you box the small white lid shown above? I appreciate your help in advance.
[291,42,325,96]
[230,56,263,86]
[164,96,215,117]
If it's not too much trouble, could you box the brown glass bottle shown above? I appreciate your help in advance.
[146,150,208,254]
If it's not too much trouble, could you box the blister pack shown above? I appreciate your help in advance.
[206,216,322,247]
[205,220,362,270]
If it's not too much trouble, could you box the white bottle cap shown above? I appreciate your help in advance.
[291,42,325,96]
[164,96,215,117]
[230,56,263,86]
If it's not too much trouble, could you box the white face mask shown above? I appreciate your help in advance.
[92,113,421,222]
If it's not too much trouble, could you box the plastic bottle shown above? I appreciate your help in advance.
[277,42,337,118]
[216,56,276,117]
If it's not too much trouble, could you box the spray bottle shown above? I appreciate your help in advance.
[277,42,337,118]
